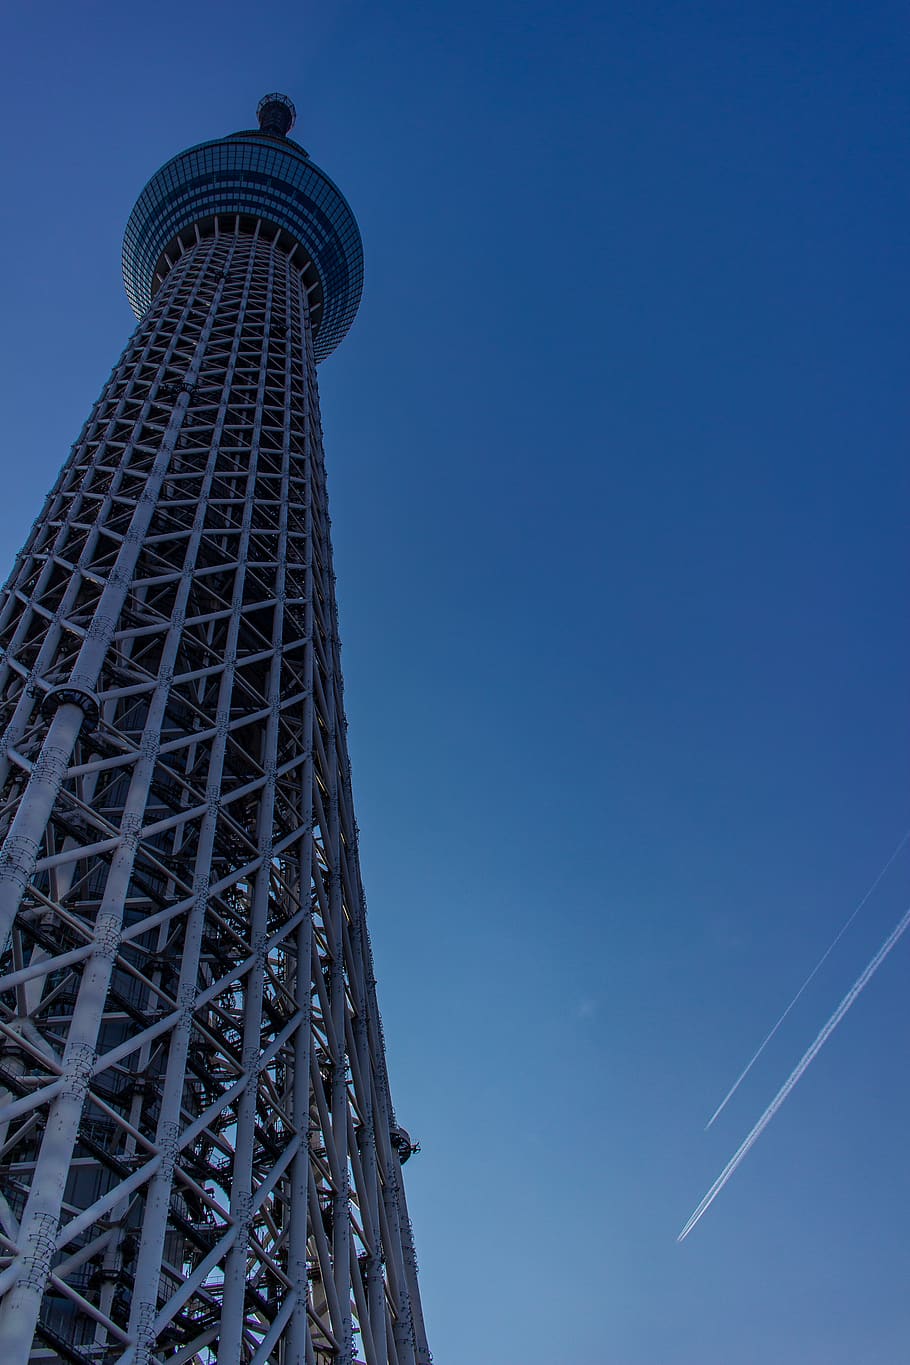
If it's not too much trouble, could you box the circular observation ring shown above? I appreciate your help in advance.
[123,132,363,363]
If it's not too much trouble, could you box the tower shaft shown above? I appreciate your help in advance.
[0,222,428,1362]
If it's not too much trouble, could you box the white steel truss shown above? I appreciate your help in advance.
[0,221,430,1365]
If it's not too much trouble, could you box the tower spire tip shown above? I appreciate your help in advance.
[257,92,296,137]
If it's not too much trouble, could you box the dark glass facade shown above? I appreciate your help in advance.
[123,131,363,362]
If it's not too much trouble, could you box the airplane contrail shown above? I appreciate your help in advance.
[705,827,910,1130]
[679,899,910,1243]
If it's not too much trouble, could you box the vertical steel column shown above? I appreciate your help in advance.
[0,241,233,1360]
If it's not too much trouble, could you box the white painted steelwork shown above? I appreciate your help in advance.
[0,106,430,1365]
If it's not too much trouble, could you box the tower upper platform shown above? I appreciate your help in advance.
[122,95,363,362]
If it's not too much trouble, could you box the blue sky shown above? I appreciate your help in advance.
[1,2,909,1360]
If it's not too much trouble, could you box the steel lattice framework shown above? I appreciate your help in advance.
[0,97,430,1365]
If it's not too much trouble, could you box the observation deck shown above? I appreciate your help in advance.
[122,94,363,362]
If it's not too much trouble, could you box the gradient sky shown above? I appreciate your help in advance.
[1,3,909,1361]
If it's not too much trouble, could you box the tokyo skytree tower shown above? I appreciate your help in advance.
[0,94,430,1365]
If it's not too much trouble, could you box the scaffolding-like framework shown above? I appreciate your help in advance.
[0,115,430,1365]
